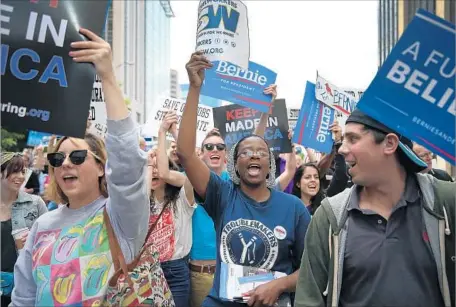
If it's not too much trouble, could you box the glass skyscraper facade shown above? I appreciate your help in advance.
[144,1,173,121]
[378,0,399,67]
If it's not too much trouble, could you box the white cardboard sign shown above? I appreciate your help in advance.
[196,0,250,69]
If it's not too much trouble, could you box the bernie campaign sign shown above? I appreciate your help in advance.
[1,0,110,138]
[201,60,277,113]
[196,0,250,69]
[357,9,455,164]
[315,73,358,116]
[213,99,292,153]
[292,82,335,154]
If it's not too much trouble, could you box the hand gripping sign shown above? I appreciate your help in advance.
[196,0,250,69]
[357,9,455,165]
[0,0,110,138]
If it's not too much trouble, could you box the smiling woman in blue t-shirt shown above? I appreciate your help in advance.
[177,52,312,307]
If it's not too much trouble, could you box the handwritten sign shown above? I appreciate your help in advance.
[143,97,214,146]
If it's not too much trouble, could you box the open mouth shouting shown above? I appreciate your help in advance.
[307,182,318,193]
[247,163,261,177]
[62,174,78,186]
[209,154,221,163]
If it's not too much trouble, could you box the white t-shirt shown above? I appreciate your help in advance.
[147,185,196,262]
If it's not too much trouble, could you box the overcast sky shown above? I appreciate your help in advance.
[170,0,379,108]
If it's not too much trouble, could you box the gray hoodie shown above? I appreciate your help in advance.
[11,114,149,306]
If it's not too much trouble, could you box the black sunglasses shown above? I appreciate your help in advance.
[47,150,99,167]
[203,143,226,151]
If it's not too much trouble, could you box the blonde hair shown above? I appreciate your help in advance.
[47,133,108,204]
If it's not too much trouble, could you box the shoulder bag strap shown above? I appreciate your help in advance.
[103,208,133,285]
[143,201,171,247]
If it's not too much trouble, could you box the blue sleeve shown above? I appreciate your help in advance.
[195,171,232,222]
[104,114,149,257]
[292,203,312,270]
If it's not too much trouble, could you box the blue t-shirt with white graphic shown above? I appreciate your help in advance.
[191,170,230,260]
[197,172,311,307]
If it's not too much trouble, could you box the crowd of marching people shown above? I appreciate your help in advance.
[1,29,455,307]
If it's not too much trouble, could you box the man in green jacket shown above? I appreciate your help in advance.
[295,109,455,307]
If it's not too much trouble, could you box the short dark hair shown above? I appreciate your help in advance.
[1,155,26,178]
[362,125,410,170]
[362,125,386,144]
[233,135,269,165]
[200,130,224,151]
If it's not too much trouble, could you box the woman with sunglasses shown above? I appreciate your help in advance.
[177,52,311,307]
[12,28,149,306]
[147,111,195,307]
[1,153,48,306]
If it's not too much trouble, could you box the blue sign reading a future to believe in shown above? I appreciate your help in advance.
[201,61,277,113]
[292,82,335,154]
[357,9,455,165]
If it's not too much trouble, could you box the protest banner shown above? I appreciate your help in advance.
[87,74,107,139]
[143,97,214,146]
[1,0,110,138]
[201,60,277,113]
[343,88,364,101]
[293,82,335,154]
[315,73,358,115]
[213,99,292,153]
[196,0,250,69]
[26,130,54,147]
[357,9,455,165]
[287,108,300,131]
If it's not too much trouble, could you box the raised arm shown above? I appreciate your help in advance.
[253,84,277,137]
[71,28,149,241]
[317,121,342,177]
[158,111,186,187]
[305,147,318,163]
[276,149,297,191]
[176,52,213,199]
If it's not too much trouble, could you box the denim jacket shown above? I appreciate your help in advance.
[11,191,48,232]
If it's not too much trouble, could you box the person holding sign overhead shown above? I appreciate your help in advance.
[146,110,196,307]
[12,28,150,307]
[177,51,311,307]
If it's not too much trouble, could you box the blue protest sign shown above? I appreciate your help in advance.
[26,130,54,147]
[357,9,455,164]
[292,82,335,154]
[201,60,277,113]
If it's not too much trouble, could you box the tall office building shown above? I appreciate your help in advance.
[170,69,179,98]
[378,0,454,66]
[144,1,174,122]
[110,1,174,125]
[378,0,399,66]
[378,0,455,175]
